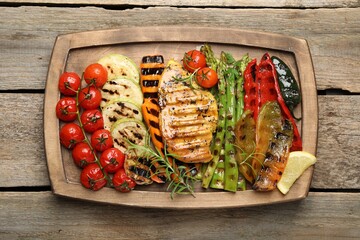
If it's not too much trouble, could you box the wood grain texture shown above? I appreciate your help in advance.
[1,0,359,7]
[0,93,49,187]
[0,6,359,92]
[0,94,358,190]
[0,1,358,236]
[0,191,359,239]
[314,95,360,189]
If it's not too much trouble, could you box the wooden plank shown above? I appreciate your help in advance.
[1,0,359,8]
[314,95,360,189]
[0,7,359,92]
[0,191,359,239]
[0,93,49,187]
[0,93,359,190]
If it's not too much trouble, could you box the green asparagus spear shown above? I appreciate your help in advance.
[210,149,225,189]
[235,54,251,122]
[223,61,239,192]
[201,44,219,101]
[201,45,250,192]
[234,54,251,191]
[202,54,227,189]
[200,44,219,70]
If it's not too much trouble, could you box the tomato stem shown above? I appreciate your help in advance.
[75,82,113,187]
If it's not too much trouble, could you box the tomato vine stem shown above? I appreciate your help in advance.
[75,83,112,186]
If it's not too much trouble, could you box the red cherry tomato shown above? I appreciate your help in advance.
[58,72,81,96]
[59,123,85,149]
[112,169,136,193]
[91,129,113,152]
[78,86,102,110]
[100,148,125,173]
[80,109,104,133]
[80,163,107,191]
[55,97,78,122]
[182,50,206,73]
[84,63,108,88]
[72,142,95,168]
[196,67,219,88]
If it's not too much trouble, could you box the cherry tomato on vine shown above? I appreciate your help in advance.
[112,169,136,193]
[72,142,95,168]
[59,123,85,149]
[83,63,108,88]
[196,67,219,88]
[80,109,104,133]
[58,72,81,96]
[55,97,77,122]
[91,129,113,152]
[80,163,107,191]
[100,148,125,173]
[78,86,102,110]
[182,50,207,73]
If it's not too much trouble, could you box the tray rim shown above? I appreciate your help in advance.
[44,26,318,209]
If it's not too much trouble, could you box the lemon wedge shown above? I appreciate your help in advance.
[277,151,317,195]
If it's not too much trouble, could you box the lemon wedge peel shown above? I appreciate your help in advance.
[277,151,317,195]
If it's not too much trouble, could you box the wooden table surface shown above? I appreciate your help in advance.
[1,1,359,239]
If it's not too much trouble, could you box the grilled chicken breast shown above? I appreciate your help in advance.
[158,60,218,163]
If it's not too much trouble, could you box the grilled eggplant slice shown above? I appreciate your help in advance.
[100,77,143,108]
[124,155,153,185]
[102,98,142,131]
[98,54,140,83]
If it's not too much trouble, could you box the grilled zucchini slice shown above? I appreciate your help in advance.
[98,54,140,83]
[100,77,143,108]
[110,118,148,155]
[102,98,143,131]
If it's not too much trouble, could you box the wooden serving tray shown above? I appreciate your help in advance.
[44,27,317,209]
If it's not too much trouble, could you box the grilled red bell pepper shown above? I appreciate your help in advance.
[244,55,278,121]
[256,54,278,108]
[267,55,302,151]
[243,53,302,151]
[243,59,258,119]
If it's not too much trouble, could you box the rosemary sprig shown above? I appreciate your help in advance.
[126,139,196,199]
[172,69,202,91]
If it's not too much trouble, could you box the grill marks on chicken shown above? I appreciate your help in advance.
[158,60,218,163]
